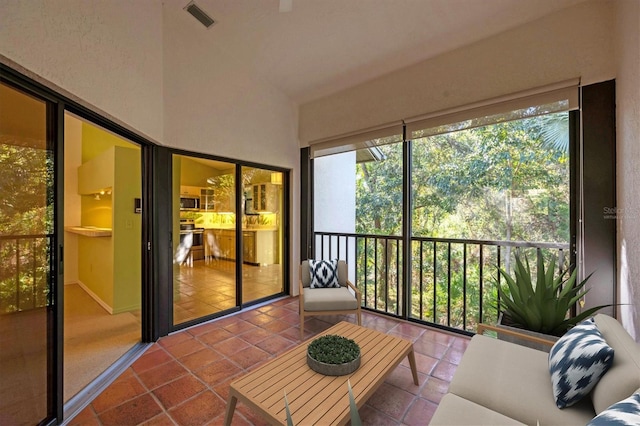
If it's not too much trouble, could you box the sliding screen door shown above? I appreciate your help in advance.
[0,80,56,424]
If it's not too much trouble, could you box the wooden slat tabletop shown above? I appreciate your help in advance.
[224,321,418,425]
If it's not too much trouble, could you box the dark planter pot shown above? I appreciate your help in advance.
[496,313,559,353]
[307,353,361,376]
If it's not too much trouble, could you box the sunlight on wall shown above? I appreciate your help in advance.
[619,239,637,340]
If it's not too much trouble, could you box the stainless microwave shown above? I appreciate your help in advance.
[180,196,200,211]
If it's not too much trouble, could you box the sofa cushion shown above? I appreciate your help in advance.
[591,314,640,414]
[303,287,357,311]
[449,334,595,425]
[309,259,340,288]
[430,393,525,425]
[548,318,614,408]
[587,389,640,426]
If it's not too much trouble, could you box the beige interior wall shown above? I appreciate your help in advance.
[298,0,616,144]
[0,0,164,143]
[162,4,301,286]
[614,0,640,340]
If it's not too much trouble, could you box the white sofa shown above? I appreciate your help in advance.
[430,314,640,425]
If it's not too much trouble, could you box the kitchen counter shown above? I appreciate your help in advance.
[65,226,112,237]
[202,227,277,264]
[202,226,278,232]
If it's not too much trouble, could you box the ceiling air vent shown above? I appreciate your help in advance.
[184,1,216,29]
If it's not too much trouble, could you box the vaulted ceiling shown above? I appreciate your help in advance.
[165,0,587,104]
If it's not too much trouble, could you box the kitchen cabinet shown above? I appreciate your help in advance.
[215,229,236,260]
[243,229,277,265]
[180,185,201,197]
[255,230,277,265]
[200,188,215,211]
[208,228,276,265]
[251,183,279,212]
[77,148,114,195]
[243,231,256,264]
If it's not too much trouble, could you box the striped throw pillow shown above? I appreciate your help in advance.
[548,318,615,408]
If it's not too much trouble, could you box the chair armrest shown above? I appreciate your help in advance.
[476,323,556,347]
[345,280,361,305]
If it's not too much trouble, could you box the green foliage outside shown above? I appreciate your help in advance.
[353,113,570,332]
[0,139,53,313]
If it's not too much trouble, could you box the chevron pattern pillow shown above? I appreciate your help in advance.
[309,259,340,288]
[548,318,615,408]
[588,391,640,425]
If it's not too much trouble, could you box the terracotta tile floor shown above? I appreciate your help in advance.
[68,297,470,426]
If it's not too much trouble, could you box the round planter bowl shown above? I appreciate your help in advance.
[307,353,361,376]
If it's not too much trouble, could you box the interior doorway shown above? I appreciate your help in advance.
[62,113,142,402]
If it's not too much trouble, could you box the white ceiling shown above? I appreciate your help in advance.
[169,0,587,104]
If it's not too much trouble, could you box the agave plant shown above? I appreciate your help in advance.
[497,250,609,337]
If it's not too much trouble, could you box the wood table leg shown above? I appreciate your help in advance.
[224,394,238,426]
[407,349,419,386]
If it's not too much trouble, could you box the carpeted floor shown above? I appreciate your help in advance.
[64,284,141,401]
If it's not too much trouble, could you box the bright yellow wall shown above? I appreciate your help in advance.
[77,146,115,195]
[78,146,115,308]
[78,125,142,313]
[78,235,114,308]
[112,146,142,313]
[81,122,136,163]
[179,156,220,187]
[81,194,112,228]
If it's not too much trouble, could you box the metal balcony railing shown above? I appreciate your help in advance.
[313,231,570,335]
[0,234,52,314]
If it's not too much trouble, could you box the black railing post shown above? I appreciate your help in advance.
[479,244,484,324]
[432,242,437,323]
[16,238,21,311]
[419,241,424,320]
[447,242,451,327]
[32,238,37,309]
[374,238,378,311]
[396,239,400,315]
[463,243,467,331]
[384,238,389,313]
[364,237,368,307]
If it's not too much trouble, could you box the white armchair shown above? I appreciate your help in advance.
[299,260,362,339]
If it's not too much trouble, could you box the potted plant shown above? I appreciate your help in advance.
[495,250,610,347]
[307,334,361,376]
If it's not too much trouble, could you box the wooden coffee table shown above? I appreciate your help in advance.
[224,321,419,425]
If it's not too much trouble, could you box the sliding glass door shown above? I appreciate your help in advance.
[170,153,288,328]
[172,154,239,326]
[0,80,56,424]
[241,167,285,304]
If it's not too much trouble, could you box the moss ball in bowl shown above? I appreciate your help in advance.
[307,335,361,376]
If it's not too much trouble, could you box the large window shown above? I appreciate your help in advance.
[409,111,571,329]
[310,83,578,332]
